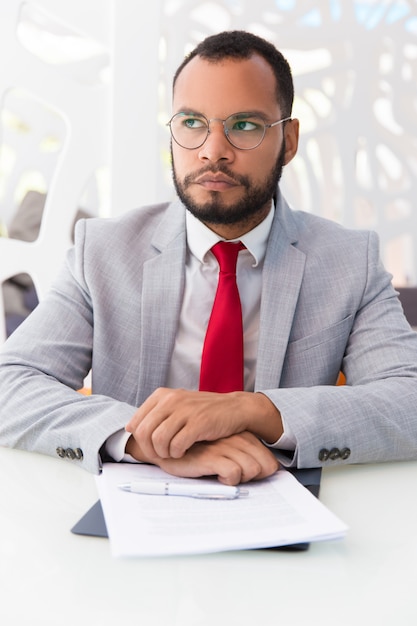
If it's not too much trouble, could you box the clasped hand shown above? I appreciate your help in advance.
[125,387,281,485]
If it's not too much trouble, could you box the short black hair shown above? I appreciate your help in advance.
[173,30,294,117]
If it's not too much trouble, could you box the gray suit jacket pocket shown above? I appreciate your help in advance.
[280,314,354,386]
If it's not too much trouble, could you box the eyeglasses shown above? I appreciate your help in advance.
[167,112,291,151]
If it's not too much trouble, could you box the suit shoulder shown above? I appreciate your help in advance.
[83,202,170,233]
[290,209,376,250]
[74,201,176,249]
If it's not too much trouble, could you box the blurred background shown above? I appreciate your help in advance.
[1,0,416,340]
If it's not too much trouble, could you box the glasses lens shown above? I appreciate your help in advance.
[225,114,266,149]
[170,113,208,149]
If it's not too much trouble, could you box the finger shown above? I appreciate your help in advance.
[161,393,246,459]
[137,407,203,460]
[218,449,262,484]
[127,416,168,461]
[125,391,161,432]
[217,433,279,482]
[126,389,180,458]
[135,389,220,459]
[132,415,173,460]
[215,463,243,486]
[160,447,243,484]
[164,422,207,459]
[176,438,260,485]
[151,417,190,459]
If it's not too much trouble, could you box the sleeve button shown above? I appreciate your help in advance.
[56,447,66,458]
[341,447,351,460]
[318,448,330,461]
[329,448,341,460]
[74,448,84,460]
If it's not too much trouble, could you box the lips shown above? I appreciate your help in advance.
[194,172,238,190]
[196,172,237,183]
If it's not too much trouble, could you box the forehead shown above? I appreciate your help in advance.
[173,54,280,117]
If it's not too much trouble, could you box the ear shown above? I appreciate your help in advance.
[283,118,299,165]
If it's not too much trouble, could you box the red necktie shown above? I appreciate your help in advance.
[199,241,245,392]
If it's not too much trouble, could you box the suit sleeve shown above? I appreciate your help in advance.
[262,231,417,468]
[0,219,137,474]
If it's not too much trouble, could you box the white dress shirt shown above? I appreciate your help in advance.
[106,203,295,461]
[166,206,272,391]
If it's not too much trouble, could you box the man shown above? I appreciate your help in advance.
[1,31,417,485]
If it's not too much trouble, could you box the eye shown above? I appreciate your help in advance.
[231,120,259,132]
[182,116,207,129]
[228,115,266,134]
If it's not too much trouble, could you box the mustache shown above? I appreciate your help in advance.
[183,165,250,188]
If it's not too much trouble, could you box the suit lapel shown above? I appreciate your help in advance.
[255,194,306,390]
[136,201,186,405]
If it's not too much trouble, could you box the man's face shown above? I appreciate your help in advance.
[171,54,296,235]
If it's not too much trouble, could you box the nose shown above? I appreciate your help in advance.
[197,119,235,163]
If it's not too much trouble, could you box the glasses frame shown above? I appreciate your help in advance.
[167,112,292,151]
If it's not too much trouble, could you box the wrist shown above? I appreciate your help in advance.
[125,434,155,463]
[242,392,283,444]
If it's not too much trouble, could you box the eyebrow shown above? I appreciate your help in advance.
[173,109,271,121]
[232,111,270,121]
[173,109,205,116]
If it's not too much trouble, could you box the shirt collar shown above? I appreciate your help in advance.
[185,200,275,267]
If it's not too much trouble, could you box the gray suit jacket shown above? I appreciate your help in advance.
[1,190,417,473]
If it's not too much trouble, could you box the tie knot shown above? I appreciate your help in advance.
[211,241,244,275]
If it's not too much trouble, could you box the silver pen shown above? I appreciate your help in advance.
[118,480,249,500]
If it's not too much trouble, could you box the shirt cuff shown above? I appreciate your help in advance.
[264,413,297,451]
[105,429,142,463]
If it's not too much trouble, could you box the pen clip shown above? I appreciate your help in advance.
[192,488,249,500]
[192,493,234,500]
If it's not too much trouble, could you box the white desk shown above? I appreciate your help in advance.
[1,446,416,626]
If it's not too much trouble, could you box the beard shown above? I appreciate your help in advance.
[171,141,286,227]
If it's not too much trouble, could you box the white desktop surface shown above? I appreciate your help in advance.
[1,446,416,626]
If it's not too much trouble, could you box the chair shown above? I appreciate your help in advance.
[397,287,417,329]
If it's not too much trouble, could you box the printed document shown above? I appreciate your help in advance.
[96,463,347,557]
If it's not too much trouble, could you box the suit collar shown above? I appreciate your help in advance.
[273,188,300,245]
[150,198,186,252]
[135,200,187,404]
[255,189,306,390]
